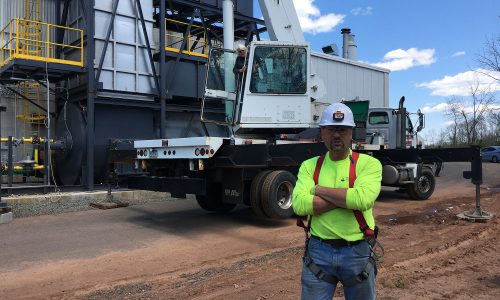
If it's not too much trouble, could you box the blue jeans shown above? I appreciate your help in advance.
[301,237,376,300]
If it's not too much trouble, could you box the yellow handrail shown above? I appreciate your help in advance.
[164,18,209,58]
[0,18,84,68]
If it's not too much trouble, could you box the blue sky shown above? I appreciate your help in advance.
[253,0,500,142]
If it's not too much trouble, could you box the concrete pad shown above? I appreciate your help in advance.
[0,211,13,224]
[2,190,172,218]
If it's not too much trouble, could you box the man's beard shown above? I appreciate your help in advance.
[330,140,349,157]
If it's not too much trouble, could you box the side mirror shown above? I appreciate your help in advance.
[416,109,425,132]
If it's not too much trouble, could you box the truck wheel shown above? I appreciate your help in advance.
[406,169,435,200]
[261,170,296,219]
[196,183,236,213]
[250,170,273,217]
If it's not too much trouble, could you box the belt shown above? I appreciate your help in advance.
[311,235,363,248]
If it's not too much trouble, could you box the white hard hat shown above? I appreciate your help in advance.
[319,103,355,127]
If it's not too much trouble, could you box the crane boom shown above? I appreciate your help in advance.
[257,0,305,43]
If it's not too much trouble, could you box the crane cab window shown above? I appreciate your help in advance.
[369,111,389,124]
[250,46,307,94]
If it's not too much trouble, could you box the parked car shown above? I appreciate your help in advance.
[480,146,500,163]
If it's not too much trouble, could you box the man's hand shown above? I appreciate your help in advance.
[240,66,247,72]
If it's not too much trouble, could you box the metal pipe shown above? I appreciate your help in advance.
[223,0,235,93]
[0,137,54,143]
[341,28,350,59]
[2,165,46,171]
[398,96,406,149]
[7,136,13,190]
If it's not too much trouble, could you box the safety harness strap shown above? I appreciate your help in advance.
[349,152,376,238]
[341,256,376,287]
[304,257,338,285]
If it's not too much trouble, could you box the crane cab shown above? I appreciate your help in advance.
[202,41,314,135]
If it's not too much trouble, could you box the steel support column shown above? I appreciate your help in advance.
[0,106,5,203]
[160,0,167,138]
[84,0,96,190]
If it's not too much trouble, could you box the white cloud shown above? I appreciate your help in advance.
[421,102,450,113]
[293,0,345,35]
[452,51,465,57]
[462,103,500,114]
[372,48,436,71]
[351,6,373,16]
[417,69,500,97]
[444,120,455,126]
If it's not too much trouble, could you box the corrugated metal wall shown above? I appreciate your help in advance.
[311,52,389,108]
[93,0,155,94]
[63,0,156,95]
[0,0,57,27]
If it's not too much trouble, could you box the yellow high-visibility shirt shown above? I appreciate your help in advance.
[292,149,382,241]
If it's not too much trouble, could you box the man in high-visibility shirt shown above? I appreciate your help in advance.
[292,102,382,300]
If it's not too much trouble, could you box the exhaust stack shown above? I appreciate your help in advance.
[341,28,357,60]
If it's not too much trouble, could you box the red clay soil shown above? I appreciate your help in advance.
[1,188,499,300]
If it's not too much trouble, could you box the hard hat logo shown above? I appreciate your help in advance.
[319,103,355,127]
[333,111,344,121]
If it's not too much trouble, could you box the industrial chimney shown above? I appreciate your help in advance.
[341,28,357,60]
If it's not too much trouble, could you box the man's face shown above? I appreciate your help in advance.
[320,125,353,153]
[237,49,246,57]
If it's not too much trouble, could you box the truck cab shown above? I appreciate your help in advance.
[344,99,425,150]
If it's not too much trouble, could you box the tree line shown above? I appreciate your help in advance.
[428,34,499,148]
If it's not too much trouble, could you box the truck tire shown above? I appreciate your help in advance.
[196,183,236,213]
[406,168,435,200]
[260,170,296,219]
[250,170,273,217]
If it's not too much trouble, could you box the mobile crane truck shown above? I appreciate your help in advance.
[127,0,482,219]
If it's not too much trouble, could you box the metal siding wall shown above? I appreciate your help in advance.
[311,53,388,107]
[0,0,56,162]
[0,0,57,26]
[93,0,155,94]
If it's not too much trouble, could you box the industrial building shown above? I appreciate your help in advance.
[0,0,261,192]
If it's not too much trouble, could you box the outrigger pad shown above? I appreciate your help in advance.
[90,202,129,210]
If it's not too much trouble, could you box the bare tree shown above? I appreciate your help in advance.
[476,34,500,82]
[443,82,496,145]
[443,97,463,146]
[465,83,496,144]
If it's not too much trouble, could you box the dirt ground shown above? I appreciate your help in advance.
[1,167,499,299]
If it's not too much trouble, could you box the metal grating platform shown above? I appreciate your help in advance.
[0,58,85,84]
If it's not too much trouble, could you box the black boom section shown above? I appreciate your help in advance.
[363,146,482,184]
[128,176,205,198]
[212,142,327,168]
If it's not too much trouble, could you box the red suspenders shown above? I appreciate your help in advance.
[312,152,374,238]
